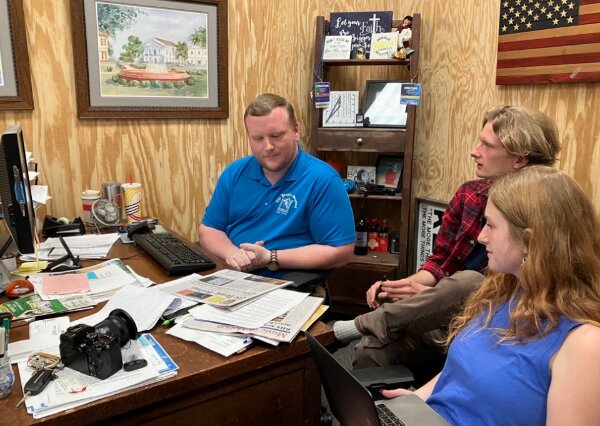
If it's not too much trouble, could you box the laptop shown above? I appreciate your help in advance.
[305,332,448,426]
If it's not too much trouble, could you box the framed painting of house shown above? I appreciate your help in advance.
[0,0,33,110]
[70,0,228,119]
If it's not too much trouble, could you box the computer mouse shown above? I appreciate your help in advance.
[6,279,34,298]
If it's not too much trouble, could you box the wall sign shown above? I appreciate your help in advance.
[329,11,393,58]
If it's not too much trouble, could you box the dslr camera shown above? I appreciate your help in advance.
[59,309,138,380]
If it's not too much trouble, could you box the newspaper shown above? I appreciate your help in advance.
[160,269,293,308]
[18,333,178,419]
[182,296,325,344]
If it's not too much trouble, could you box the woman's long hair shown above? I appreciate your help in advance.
[447,166,600,343]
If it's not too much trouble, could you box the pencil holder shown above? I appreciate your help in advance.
[0,360,15,399]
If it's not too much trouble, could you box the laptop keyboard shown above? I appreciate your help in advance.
[376,404,406,426]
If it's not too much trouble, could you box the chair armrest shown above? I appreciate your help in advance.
[281,271,329,288]
[351,365,414,392]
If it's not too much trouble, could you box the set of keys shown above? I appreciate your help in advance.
[16,352,64,408]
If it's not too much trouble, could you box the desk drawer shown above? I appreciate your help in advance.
[315,128,406,153]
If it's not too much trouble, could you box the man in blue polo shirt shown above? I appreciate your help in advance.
[199,93,355,277]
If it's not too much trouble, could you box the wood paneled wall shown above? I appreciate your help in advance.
[1,0,599,242]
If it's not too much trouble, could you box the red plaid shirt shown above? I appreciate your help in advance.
[420,179,491,282]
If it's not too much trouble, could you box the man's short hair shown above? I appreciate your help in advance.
[244,93,297,130]
[482,106,561,166]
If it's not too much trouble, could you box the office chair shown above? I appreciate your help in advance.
[281,270,332,306]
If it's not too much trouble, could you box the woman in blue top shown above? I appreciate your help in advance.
[382,166,600,425]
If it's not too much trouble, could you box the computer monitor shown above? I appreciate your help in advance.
[0,124,36,270]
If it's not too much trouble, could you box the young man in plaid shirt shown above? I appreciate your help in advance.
[334,106,561,370]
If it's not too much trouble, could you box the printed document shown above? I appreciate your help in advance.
[19,333,177,419]
[160,269,293,308]
[73,285,176,332]
[188,288,309,329]
[20,234,120,261]
[29,259,142,302]
[167,320,252,357]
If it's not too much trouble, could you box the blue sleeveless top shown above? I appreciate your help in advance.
[427,301,580,425]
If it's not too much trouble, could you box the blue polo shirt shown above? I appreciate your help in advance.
[202,145,355,274]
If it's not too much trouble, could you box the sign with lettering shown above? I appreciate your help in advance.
[323,35,353,60]
[413,198,448,273]
[369,32,398,59]
[329,11,393,59]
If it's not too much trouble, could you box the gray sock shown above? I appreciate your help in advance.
[333,320,363,344]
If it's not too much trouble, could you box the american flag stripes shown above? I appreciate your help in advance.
[496,0,600,84]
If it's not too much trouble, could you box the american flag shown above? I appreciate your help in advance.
[496,0,600,84]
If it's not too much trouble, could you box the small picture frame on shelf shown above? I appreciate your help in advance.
[347,165,376,184]
[363,80,408,128]
[375,155,403,189]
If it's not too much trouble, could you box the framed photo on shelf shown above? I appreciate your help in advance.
[0,0,34,110]
[375,155,403,189]
[412,197,448,273]
[363,80,408,128]
[70,0,228,119]
[347,165,376,184]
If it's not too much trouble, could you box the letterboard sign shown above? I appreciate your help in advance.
[329,11,393,59]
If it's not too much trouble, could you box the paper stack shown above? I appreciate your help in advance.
[18,333,178,419]
[160,270,326,356]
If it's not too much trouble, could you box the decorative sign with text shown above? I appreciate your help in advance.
[369,32,398,59]
[329,11,393,59]
[413,198,448,273]
[323,35,353,60]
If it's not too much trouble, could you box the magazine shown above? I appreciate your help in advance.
[0,293,95,320]
[159,269,293,308]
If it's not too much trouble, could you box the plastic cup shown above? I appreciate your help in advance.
[81,190,101,223]
[121,183,142,223]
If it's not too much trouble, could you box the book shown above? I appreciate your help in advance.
[322,35,352,60]
[369,32,399,59]
[376,156,404,189]
[347,165,376,184]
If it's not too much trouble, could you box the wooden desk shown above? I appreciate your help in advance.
[0,239,334,425]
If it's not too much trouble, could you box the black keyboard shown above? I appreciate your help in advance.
[132,232,216,275]
[376,404,405,426]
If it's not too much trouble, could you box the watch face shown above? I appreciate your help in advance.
[266,261,279,272]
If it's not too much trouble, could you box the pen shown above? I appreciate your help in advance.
[1,318,8,365]
[0,328,5,365]
[376,275,388,299]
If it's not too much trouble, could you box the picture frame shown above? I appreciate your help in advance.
[412,197,448,274]
[347,165,376,184]
[375,155,403,189]
[70,0,228,119]
[363,80,408,128]
[0,0,33,110]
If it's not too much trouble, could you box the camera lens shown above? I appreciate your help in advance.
[94,309,138,346]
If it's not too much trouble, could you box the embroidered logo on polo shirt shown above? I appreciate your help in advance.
[275,193,298,215]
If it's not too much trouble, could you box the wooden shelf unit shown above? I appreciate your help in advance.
[310,14,421,314]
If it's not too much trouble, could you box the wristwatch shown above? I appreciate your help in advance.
[266,250,280,272]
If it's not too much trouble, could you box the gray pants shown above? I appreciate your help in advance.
[353,270,484,368]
